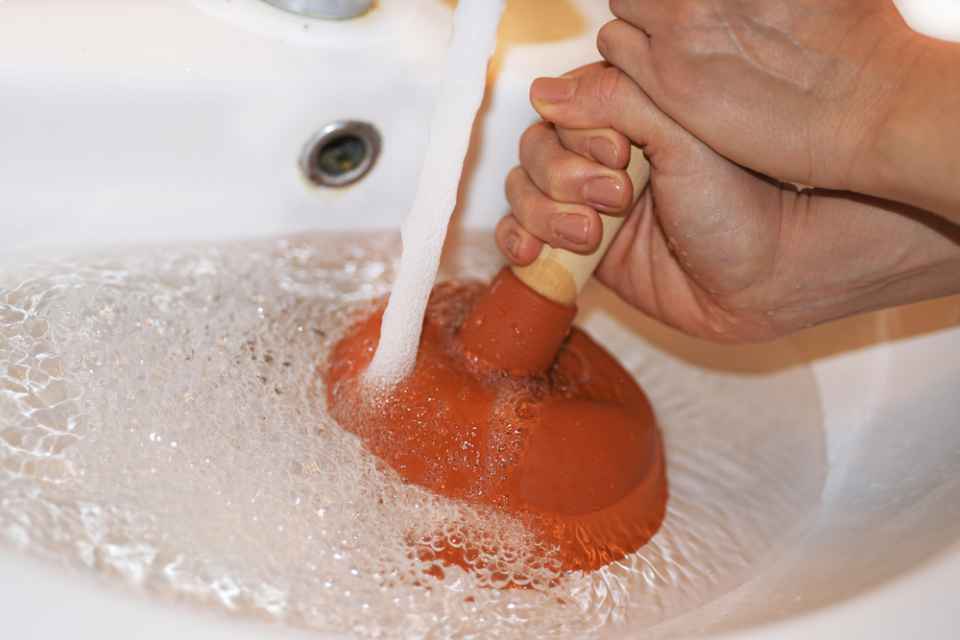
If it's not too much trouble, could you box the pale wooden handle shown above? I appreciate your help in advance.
[512,147,650,306]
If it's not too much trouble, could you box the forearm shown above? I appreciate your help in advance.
[767,188,960,334]
[862,39,960,222]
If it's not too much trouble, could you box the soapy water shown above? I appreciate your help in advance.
[0,232,825,638]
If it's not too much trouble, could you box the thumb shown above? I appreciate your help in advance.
[530,64,672,154]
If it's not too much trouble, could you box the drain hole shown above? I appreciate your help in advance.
[317,135,366,177]
[301,121,381,188]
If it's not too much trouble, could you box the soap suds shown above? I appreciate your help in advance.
[0,232,826,638]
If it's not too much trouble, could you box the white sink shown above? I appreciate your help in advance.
[1,1,958,638]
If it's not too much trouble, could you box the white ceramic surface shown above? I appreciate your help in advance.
[1,1,959,638]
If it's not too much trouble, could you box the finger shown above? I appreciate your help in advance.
[597,19,660,101]
[594,193,648,302]
[609,0,670,34]
[594,189,681,322]
[495,214,543,266]
[505,165,603,254]
[556,127,631,170]
[558,61,608,79]
[529,64,676,162]
[518,122,633,213]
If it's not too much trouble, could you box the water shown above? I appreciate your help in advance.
[0,232,826,638]
[366,0,506,386]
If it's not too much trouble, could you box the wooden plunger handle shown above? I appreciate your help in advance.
[511,147,651,306]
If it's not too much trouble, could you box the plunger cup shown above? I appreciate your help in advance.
[325,150,667,573]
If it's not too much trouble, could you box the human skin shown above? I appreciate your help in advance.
[596,0,960,221]
[496,63,960,342]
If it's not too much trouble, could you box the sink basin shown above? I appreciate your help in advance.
[1,1,959,638]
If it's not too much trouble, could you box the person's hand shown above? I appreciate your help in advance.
[597,0,960,219]
[497,63,960,341]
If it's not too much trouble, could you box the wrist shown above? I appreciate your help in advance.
[764,189,960,334]
[860,37,960,220]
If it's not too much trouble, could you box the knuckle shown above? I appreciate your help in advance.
[598,17,633,48]
[504,166,526,199]
[560,128,591,158]
[545,158,575,198]
[608,0,646,22]
[596,21,614,57]
[517,187,541,219]
[495,215,511,237]
[596,20,629,62]
[549,155,589,200]
[518,125,536,158]
[593,65,627,107]
[518,122,550,161]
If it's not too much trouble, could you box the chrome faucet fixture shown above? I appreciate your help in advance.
[261,0,373,19]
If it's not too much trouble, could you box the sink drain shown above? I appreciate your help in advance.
[300,121,381,188]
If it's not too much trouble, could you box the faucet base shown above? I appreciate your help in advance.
[260,0,373,20]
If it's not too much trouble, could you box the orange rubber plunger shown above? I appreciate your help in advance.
[324,268,667,575]
[458,268,577,376]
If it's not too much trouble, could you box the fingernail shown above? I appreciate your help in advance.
[532,77,575,104]
[552,213,590,245]
[589,137,619,167]
[583,176,626,210]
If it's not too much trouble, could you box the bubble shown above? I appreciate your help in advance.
[0,231,825,638]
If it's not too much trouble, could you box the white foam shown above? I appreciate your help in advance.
[364,0,507,387]
[0,232,827,638]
